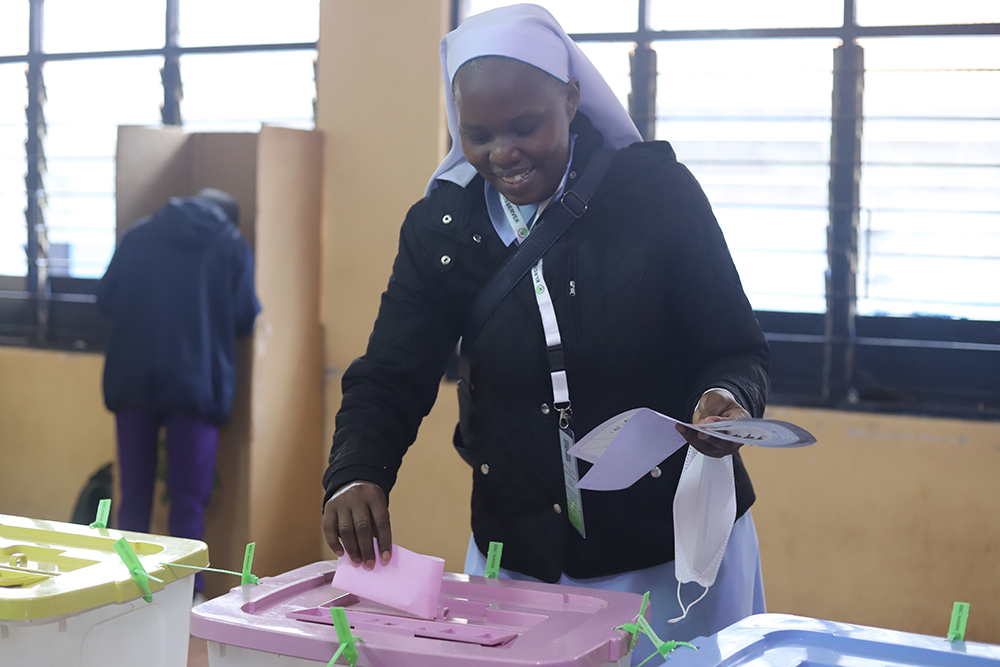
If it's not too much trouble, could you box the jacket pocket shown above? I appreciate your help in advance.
[453,373,478,466]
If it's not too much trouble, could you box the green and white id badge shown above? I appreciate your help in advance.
[560,426,586,538]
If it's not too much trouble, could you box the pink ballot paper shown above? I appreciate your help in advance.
[331,544,445,619]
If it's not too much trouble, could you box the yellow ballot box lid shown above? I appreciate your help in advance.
[0,513,208,621]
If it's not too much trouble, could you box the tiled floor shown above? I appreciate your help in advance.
[188,636,210,667]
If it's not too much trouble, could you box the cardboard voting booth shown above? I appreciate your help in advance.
[115,125,325,598]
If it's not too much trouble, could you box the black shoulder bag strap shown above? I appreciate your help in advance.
[463,144,617,346]
[454,145,617,465]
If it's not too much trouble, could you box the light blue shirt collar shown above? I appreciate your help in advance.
[484,135,577,247]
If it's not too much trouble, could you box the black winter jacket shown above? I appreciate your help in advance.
[324,114,769,582]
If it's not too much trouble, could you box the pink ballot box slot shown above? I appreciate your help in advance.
[287,604,521,647]
[191,561,645,667]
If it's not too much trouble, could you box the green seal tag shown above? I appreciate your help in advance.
[484,541,503,578]
[89,498,111,529]
[113,537,162,603]
[329,606,361,666]
[948,601,970,642]
[242,542,259,585]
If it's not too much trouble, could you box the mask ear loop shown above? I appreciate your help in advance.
[667,580,710,624]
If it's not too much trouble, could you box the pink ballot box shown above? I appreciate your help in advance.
[190,561,645,667]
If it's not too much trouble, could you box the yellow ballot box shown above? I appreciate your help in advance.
[0,513,208,667]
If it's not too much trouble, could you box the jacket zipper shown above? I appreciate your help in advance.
[567,254,580,339]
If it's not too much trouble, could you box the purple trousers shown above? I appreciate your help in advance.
[115,409,218,592]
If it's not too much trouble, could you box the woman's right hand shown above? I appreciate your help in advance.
[323,481,392,570]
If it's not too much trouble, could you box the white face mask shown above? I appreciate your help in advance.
[669,446,736,623]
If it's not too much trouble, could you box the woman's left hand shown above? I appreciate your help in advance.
[674,388,750,458]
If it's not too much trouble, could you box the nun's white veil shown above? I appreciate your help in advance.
[425,3,642,197]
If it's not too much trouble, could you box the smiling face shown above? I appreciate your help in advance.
[454,57,580,206]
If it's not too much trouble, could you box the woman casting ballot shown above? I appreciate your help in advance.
[323,4,769,659]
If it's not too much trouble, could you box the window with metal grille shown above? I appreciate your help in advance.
[457,0,1000,418]
[0,0,318,348]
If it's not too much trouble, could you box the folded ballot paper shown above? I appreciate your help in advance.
[569,408,816,491]
[331,543,445,619]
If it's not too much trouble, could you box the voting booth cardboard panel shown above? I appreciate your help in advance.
[115,125,325,597]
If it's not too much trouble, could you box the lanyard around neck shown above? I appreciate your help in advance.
[499,193,570,423]
[499,194,552,243]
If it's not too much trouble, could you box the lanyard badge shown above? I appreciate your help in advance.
[503,192,586,539]
[559,425,586,538]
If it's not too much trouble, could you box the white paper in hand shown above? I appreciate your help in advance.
[571,409,688,491]
[568,408,640,463]
[332,543,444,619]
[686,418,816,447]
[569,408,817,492]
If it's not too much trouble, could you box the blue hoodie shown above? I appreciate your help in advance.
[97,198,260,423]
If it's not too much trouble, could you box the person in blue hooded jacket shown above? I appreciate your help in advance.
[97,188,259,594]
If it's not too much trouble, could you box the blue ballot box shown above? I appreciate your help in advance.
[649,613,1000,667]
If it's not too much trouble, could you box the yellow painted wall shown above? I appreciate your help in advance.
[317,0,450,369]
[0,348,114,521]
[748,406,1000,642]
